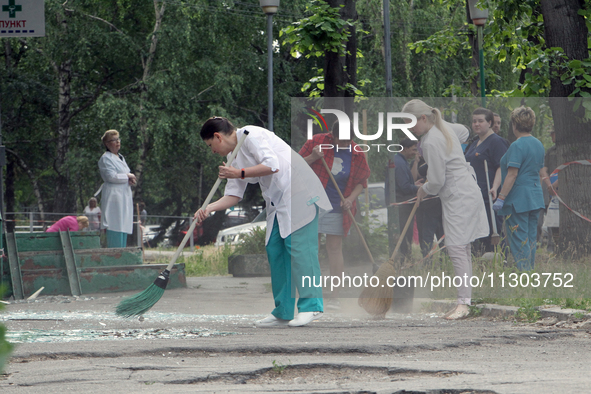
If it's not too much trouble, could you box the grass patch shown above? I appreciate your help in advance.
[165,244,236,277]
[403,243,591,312]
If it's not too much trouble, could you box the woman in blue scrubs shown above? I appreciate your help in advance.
[491,106,546,270]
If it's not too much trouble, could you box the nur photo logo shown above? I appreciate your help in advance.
[305,108,418,153]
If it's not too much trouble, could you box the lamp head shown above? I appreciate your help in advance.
[468,0,489,26]
[260,0,280,15]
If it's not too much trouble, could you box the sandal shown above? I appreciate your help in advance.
[443,304,470,320]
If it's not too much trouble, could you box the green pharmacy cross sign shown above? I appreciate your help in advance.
[2,0,22,18]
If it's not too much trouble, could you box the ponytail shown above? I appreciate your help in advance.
[402,99,454,155]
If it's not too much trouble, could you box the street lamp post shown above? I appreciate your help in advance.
[260,0,279,131]
[468,0,489,108]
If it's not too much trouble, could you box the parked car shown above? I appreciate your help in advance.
[215,209,267,246]
[160,208,255,248]
[142,224,165,247]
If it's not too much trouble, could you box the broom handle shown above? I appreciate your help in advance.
[388,198,420,264]
[483,160,498,235]
[165,130,250,271]
[320,157,375,265]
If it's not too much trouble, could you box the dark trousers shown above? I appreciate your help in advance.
[474,199,505,256]
[398,203,414,260]
[416,198,444,257]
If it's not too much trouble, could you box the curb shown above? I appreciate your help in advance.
[426,300,591,321]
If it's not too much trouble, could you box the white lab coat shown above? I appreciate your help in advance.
[421,125,488,246]
[97,151,134,234]
[224,126,332,245]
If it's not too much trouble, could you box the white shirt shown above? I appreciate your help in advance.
[443,121,470,144]
[421,125,489,246]
[97,151,134,234]
[83,206,101,230]
[224,126,331,244]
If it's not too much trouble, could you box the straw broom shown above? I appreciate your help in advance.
[320,157,375,266]
[115,130,250,318]
[358,199,420,317]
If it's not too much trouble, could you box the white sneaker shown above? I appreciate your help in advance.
[255,314,290,328]
[288,311,323,327]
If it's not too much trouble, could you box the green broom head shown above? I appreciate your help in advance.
[115,269,170,318]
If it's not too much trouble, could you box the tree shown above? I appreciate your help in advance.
[540,0,591,255]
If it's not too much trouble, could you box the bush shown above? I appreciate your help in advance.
[180,244,234,276]
[234,226,267,255]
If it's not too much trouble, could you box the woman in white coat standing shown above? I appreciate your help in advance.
[98,130,136,248]
[402,100,489,320]
[195,117,332,328]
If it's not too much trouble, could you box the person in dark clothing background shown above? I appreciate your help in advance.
[394,138,423,260]
[413,155,444,257]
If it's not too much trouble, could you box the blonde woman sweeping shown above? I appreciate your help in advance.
[402,100,489,319]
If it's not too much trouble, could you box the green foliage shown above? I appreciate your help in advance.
[468,305,483,317]
[181,244,234,277]
[233,227,267,256]
[515,300,542,323]
[0,286,14,374]
[280,0,355,59]
[272,359,290,374]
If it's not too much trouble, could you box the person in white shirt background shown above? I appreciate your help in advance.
[97,130,136,248]
[83,197,101,231]
[195,117,332,328]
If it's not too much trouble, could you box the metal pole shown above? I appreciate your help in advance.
[189,216,194,252]
[383,0,393,97]
[0,87,5,221]
[267,14,274,131]
[478,25,486,107]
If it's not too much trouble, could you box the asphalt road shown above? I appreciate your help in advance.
[1,276,590,393]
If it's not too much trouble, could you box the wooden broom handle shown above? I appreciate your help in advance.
[320,157,375,265]
[388,199,420,262]
[165,130,250,271]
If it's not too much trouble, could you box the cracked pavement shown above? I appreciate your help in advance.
[1,276,590,393]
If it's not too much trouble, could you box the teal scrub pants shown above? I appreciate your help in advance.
[106,230,127,248]
[505,207,541,271]
[265,211,323,320]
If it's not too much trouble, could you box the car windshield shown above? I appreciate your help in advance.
[252,209,266,222]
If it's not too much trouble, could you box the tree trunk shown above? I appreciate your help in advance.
[133,0,165,201]
[53,58,75,213]
[324,0,356,99]
[5,158,15,232]
[540,0,591,256]
[466,1,479,97]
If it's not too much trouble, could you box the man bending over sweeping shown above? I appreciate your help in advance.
[195,117,332,327]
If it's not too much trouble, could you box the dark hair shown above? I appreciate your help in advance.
[330,120,339,137]
[400,138,418,149]
[200,117,236,140]
[493,112,500,118]
[472,107,494,125]
[330,119,351,141]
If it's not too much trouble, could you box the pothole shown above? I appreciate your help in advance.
[6,328,237,343]
[166,363,477,386]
